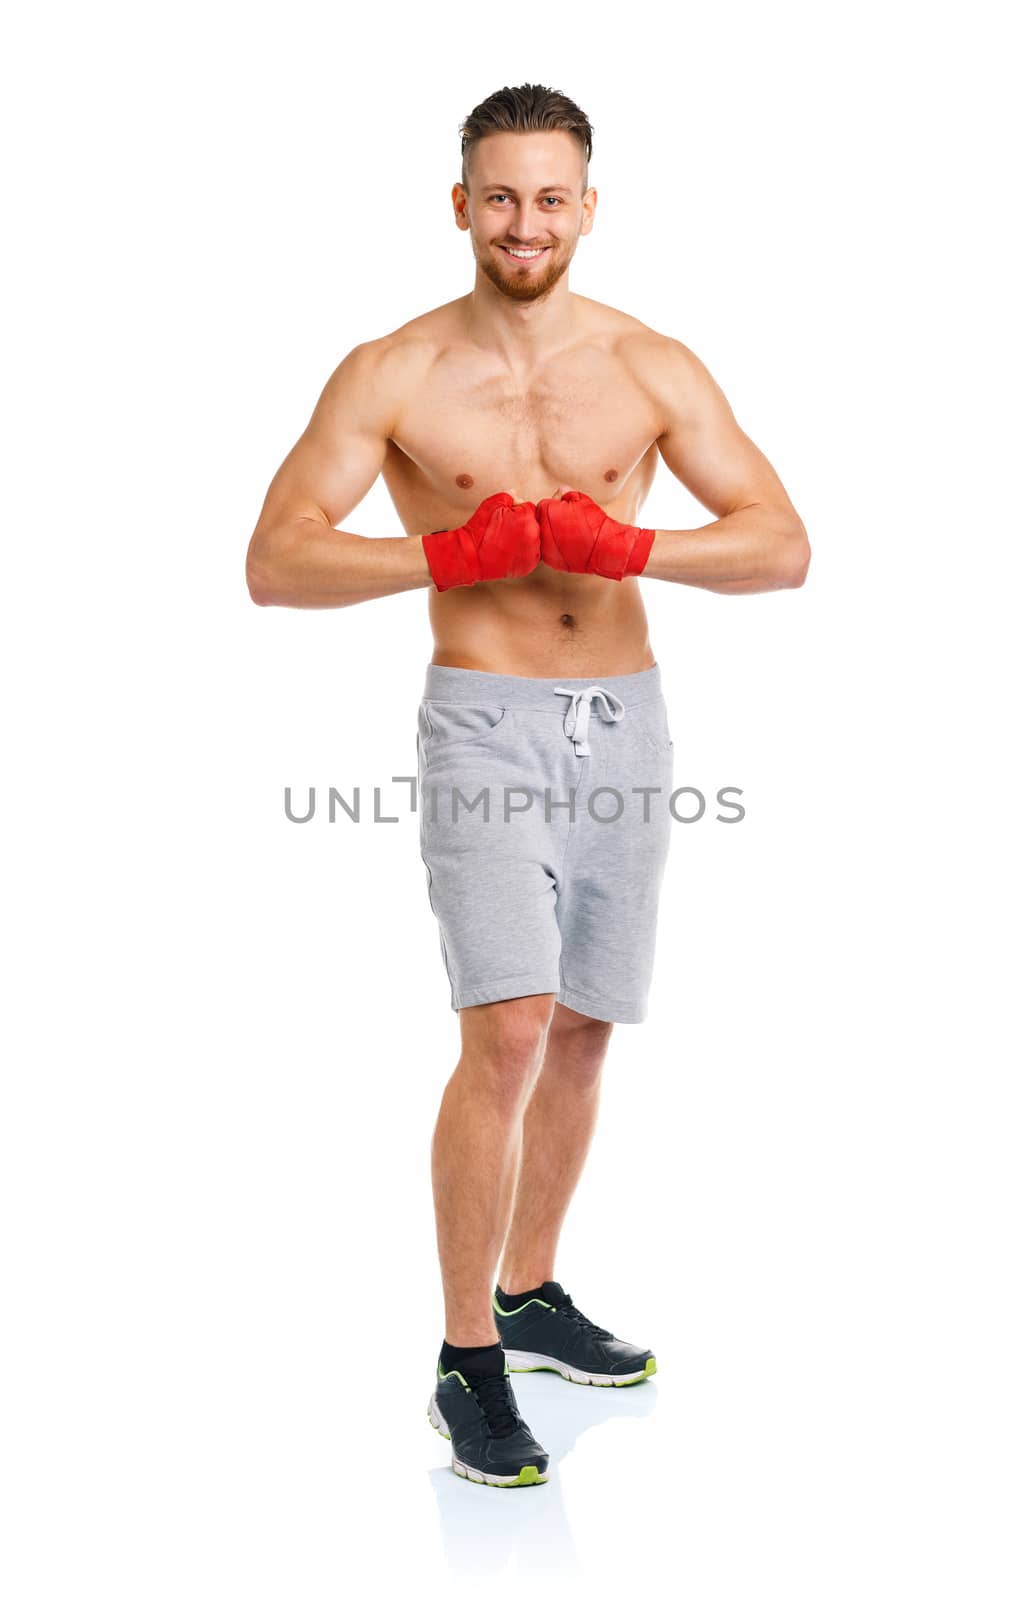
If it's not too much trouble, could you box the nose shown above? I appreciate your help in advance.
[506,202,551,243]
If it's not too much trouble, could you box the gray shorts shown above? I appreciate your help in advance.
[416,662,674,1024]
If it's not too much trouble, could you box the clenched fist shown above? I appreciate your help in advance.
[422,492,541,592]
[537,489,656,581]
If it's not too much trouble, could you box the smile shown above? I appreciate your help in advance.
[499,246,551,261]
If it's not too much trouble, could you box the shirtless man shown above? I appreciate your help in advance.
[245,83,810,1489]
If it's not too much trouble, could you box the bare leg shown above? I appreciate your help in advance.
[432,993,556,1346]
[497,1006,614,1294]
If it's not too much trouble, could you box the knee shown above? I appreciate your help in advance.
[554,1008,613,1044]
[458,993,556,1097]
[545,1009,614,1082]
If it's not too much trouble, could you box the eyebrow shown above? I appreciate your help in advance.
[483,184,573,195]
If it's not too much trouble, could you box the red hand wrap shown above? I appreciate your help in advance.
[537,490,656,580]
[423,492,540,592]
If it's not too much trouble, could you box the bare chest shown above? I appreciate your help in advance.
[384,350,662,527]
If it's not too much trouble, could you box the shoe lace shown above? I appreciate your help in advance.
[557,1293,614,1340]
[466,1371,519,1439]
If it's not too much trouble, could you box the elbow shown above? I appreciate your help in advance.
[779,523,811,589]
[246,534,283,606]
[247,570,276,606]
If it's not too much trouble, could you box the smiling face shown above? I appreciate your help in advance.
[454,130,596,303]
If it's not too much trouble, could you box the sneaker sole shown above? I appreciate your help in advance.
[425,1392,550,1487]
[501,1349,657,1386]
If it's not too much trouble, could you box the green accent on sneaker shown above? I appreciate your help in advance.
[502,1353,658,1386]
[437,1360,510,1386]
[492,1291,555,1316]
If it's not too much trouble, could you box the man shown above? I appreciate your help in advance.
[246,82,810,1489]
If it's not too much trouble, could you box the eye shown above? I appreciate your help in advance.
[486,194,564,205]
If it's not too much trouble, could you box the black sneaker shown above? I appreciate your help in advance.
[426,1354,550,1487]
[493,1280,657,1386]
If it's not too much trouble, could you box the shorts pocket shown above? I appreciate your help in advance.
[632,699,674,756]
[420,701,510,767]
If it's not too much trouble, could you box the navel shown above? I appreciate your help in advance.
[559,612,576,628]
[455,473,474,490]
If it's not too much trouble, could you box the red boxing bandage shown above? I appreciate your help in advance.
[423,492,541,592]
[537,490,656,580]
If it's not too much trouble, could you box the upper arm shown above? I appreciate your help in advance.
[251,340,396,537]
[649,337,801,523]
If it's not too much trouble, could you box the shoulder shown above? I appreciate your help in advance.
[617,325,724,431]
[364,299,466,368]
[618,324,705,390]
[317,306,457,436]
[574,297,709,402]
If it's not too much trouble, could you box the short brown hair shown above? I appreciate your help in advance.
[459,83,593,191]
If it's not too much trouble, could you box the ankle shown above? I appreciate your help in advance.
[498,1273,552,1296]
[445,1325,499,1346]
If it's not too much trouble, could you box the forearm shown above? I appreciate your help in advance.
[642,503,811,594]
[246,518,432,609]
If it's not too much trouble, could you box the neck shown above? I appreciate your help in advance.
[464,273,577,362]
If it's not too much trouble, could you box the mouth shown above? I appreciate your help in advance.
[498,245,552,265]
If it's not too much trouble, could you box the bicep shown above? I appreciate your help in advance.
[654,341,797,520]
[252,342,392,536]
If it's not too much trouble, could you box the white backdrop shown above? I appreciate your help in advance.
[3,2,1018,1596]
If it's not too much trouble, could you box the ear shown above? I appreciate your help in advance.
[451,182,470,232]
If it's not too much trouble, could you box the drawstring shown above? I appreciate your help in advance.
[554,685,626,757]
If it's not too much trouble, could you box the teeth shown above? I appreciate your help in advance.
[504,247,546,258]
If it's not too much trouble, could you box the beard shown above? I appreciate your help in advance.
[473,237,574,302]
